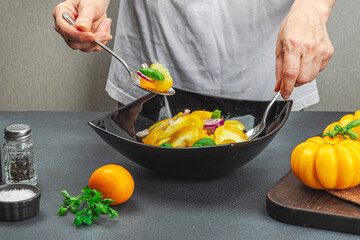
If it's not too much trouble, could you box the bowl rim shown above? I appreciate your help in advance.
[88,97,293,149]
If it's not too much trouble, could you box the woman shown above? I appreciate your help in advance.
[53,0,336,111]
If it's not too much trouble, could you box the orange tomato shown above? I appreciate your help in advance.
[88,164,134,205]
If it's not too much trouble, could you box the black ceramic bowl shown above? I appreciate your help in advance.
[89,89,292,179]
[0,184,41,221]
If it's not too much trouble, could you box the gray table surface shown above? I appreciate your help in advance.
[0,111,359,240]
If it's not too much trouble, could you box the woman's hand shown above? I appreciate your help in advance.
[275,0,336,99]
[53,0,112,52]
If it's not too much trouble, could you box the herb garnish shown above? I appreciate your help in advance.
[192,138,216,147]
[136,68,164,81]
[323,119,360,140]
[160,142,173,147]
[57,185,118,226]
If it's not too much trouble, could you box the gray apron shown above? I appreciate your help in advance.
[106,0,319,111]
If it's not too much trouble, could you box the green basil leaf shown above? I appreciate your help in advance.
[160,142,173,147]
[137,68,164,81]
[192,138,216,147]
[334,125,342,131]
[346,129,359,140]
[211,110,221,119]
[346,119,360,130]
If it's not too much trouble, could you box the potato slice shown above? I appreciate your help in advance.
[159,115,192,140]
[190,110,212,120]
[214,125,247,145]
[169,126,200,147]
[224,120,245,131]
[188,113,205,129]
[148,118,170,133]
[155,137,172,146]
[142,128,164,145]
[199,129,214,140]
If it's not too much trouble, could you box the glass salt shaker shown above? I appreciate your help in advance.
[3,124,38,185]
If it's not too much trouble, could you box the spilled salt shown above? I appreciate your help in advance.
[0,189,36,202]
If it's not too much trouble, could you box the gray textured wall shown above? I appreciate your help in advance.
[0,0,120,111]
[306,1,360,111]
[0,1,359,111]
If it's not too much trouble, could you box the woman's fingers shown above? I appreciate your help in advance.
[75,2,97,31]
[280,37,301,99]
[53,4,96,42]
[53,0,111,52]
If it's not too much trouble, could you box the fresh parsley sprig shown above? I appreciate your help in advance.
[57,185,119,226]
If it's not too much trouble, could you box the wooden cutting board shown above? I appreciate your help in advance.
[266,171,360,235]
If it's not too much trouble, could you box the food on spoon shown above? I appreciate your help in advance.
[136,109,248,147]
[136,62,173,93]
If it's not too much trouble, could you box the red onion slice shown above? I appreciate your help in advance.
[136,129,150,138]
[203,118,224,134]
[182,109,191,116]
[136,71,155,82]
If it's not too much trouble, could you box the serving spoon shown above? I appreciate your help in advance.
[246,91,281,141]
[62,12,176,96]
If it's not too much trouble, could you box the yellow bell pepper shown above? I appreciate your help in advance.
[291,136,360,190]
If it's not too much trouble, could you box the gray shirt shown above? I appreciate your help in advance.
[106,0,319,111]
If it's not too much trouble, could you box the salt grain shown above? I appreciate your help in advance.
[0,189,36,202]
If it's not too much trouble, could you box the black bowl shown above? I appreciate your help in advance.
[89,89,292,179]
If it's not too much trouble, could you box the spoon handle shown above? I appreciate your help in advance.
[62,12,132,75]
[261,91,281,123]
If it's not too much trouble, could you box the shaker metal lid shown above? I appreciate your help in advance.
[4,124,32,141]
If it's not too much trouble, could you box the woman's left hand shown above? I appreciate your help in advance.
[275,0,336,100]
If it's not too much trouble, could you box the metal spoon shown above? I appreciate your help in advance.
[62,12,176,96]
[246,91,281,141]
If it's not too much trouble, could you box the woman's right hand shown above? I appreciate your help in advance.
[53,0,112,52]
